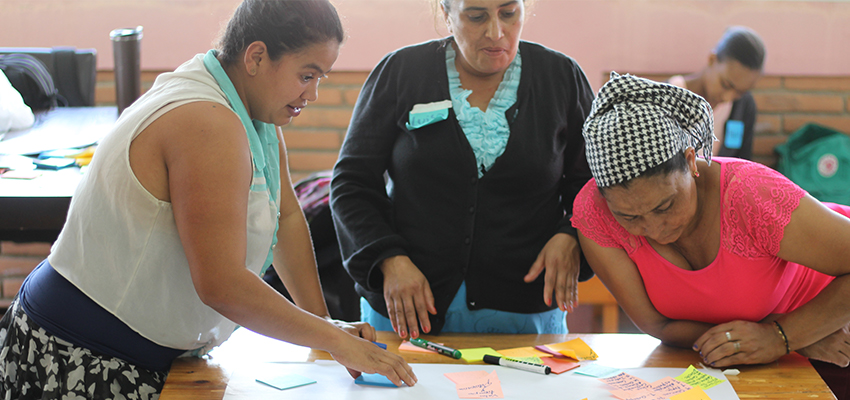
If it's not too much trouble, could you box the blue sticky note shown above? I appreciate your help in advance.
[724,120,744,149]
[373,341,388,350]
[355,373,399,388]
[255,373,316,390]
[405,100,452,130]
[574,363,622,378]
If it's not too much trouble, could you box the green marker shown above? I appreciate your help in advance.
[410,338,462,359]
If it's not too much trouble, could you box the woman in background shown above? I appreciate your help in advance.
[668,26,766,159]
[0,1,415,397]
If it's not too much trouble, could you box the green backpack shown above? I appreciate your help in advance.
[776,123,850,205]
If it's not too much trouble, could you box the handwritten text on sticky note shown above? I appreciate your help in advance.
[675,365,725,390]
[456,370,504,399]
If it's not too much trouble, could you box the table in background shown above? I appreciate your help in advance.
[160,329,836,400]
[0,106,116,242]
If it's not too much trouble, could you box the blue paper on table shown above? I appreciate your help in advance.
[354,373,399,388]
[255,374,316,390]
[574,363,622,378]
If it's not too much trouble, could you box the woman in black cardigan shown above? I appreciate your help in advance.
[331,0,594,339]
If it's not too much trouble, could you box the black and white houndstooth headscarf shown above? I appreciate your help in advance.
[583,72,715,188]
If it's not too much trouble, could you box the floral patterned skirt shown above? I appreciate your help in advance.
[0,298,167,400]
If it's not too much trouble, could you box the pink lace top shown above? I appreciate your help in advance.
[572,158,842,324]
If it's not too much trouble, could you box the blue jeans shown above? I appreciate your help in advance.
[361,281,567,334]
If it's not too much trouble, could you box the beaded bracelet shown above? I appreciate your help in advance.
[773,320,791,355]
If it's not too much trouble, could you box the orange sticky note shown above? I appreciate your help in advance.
[541,357,580,374]
[670,386,712,400]
[495,346,553,359]
[545,338,598,360]
[455,370,503,399]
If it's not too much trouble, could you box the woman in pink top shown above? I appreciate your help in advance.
[668,26,765,159]
[572,73,850,398]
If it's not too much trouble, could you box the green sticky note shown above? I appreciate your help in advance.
[675,365,725,390]
[255,373,316,390]
[459,347,503,363]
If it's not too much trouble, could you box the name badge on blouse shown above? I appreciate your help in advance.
[405,100,452,130]
[725,120,744,149]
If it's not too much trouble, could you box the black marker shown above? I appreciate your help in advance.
[410,338,462,359]
[483,355,551,375]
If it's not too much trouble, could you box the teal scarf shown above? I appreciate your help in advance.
[203,50,280,274]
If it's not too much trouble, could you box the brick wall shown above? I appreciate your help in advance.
[97,70,850,176]
[95,70,370,183]
[0,242,51,309]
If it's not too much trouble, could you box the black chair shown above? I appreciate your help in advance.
[0,47,97,107]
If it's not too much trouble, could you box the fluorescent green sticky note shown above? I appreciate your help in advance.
[675,365,725,390]
[459,347,503,363]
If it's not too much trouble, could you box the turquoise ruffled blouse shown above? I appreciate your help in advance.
[446,44,521,178]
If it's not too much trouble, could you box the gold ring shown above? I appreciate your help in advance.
[725,331,732,342]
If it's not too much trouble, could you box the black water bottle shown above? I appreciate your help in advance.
[110,26,143,115]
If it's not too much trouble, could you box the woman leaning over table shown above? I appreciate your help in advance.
[571,73,850,399]
[330,0,594,340]
[0,1,416,398]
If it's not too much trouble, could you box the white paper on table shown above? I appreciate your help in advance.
[222,361,740,400]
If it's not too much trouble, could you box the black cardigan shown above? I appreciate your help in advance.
[330,39,594,333]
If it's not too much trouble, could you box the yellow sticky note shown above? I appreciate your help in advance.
[670,386,712,400]
[675,365,725,390]
[495,346,552,359]
[545,338,598,360]
[459,347,503,363]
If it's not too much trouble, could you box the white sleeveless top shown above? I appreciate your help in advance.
[48,54,279,352]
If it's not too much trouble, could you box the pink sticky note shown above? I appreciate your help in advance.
[533,345,568,358]
[455,370,503,399]
[399,340,444,354]
[541,357,580,374]
[444,370,490,385]
[650,376,692,398]
[599,372,654,392]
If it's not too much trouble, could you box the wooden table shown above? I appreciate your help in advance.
[160,329,836,399]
